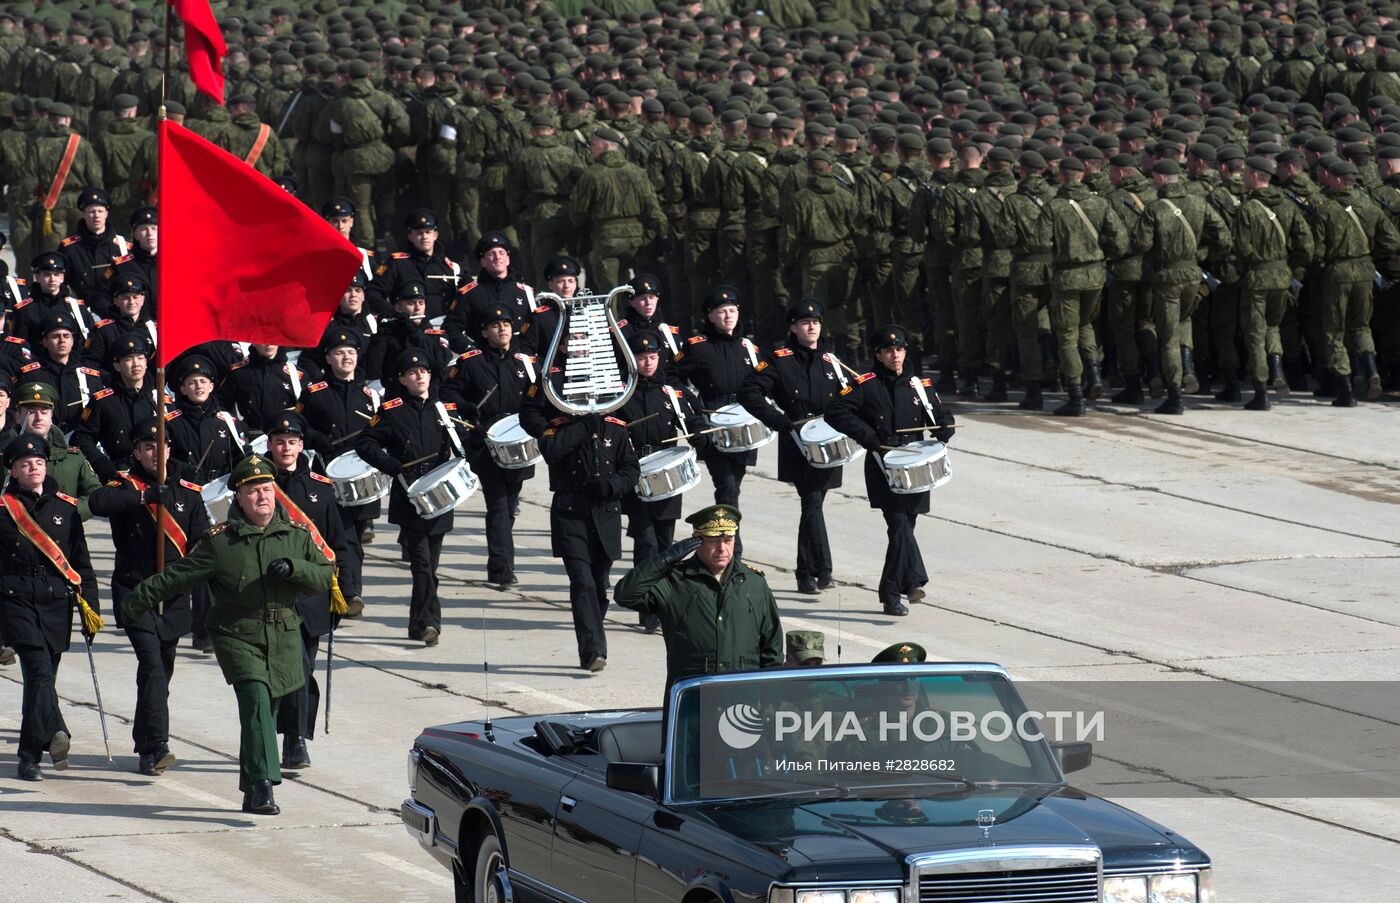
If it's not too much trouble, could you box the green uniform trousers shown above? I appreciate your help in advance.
[1051,287,1104,385]
[1152,279,1197,389]
[1320,279,1374,375]
[1210,282,1242,371]
[684,216,718,319]
[748,228,785,341]
[1106,279,1154,377]
[801,246,858,357]
[234,680,282,794]
[1241,285,1290,383]
[1011,281,1050,381]
[950,267,982,372]
[982,278,1012,371]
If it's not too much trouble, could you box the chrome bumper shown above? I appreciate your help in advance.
[401,798,437,847]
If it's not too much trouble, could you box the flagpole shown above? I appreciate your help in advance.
[154,1,175,610]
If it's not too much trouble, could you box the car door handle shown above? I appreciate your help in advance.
[560,795,577,812]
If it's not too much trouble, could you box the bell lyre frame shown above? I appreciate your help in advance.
[536,284,639,415]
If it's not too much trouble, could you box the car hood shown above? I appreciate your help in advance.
[687,787,1201,878]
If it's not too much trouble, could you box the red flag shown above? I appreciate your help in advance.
[156,120,361,367]
[171,0,228,105]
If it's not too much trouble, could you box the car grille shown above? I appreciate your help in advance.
[918,865,1100,902]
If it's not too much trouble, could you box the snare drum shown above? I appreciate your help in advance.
[485,414,542,469]
[794,417,865,469]
[406,458,479,518]
[324,451,392,506]
[636,447,701,501]
[708,403,775,452]
[881,441,953,494]
[201,474,234,523]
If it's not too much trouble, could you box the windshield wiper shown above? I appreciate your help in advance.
[699,776,851,802]
[849,773,978,793]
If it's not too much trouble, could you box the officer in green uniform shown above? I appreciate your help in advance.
[615,504,784,695]
[118,454,333,816]
[872,642,928,664]
[0,382,100,520]
[786,630,825,666]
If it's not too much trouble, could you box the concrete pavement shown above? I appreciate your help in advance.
[1,395,1397,901]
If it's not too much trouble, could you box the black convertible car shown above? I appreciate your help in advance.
[403,663,1214,903]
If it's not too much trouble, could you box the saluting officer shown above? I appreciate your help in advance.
[120,453,334,815]
[441,305,536,587]
[614,505,783,694]
[356,348,470,647]
[264,412,357,771]
[521,386,641,673]
[376,280,455,396]
[673,285,763,516]
[73,331,160,482]
[221,344,303,435]
[738,299,848,594]
[367,208,461,319]
[615,273,684,374]
[614,329,708,632]
[443,230,536,353]
[20,310,104,432]
[827,326,955,617]
[82,275,156,371]
[86,419,208,776]
[0,433,100,781]
[297,326,381,547]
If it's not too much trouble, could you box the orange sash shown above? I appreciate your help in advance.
[121,473,190,557]
[40,133,81,236]
[1,493,82,584]
[244,124,271,168]
[270,480,347,615]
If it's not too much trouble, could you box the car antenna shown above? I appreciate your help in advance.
[836,585,844,662]
[481,600,495,742]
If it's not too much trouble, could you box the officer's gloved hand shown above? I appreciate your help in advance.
[585,477,611,502]
[141,485,171,506]
[658,536,701,568]
[266,558,294,580]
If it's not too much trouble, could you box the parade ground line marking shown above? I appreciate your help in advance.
[365,850,453,886]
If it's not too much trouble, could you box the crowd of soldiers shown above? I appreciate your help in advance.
[1,0,1398,803]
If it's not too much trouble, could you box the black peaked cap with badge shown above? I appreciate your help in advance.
[5,433,48,467]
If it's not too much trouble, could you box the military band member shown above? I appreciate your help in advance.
[444,230,535,352]
[827,326,955,617]
[264,413,357,770]
[321,196,376,287]
[739,299,847,594]
[83,275,157,371]
[441,305,536,587]
[367,208,461,319]
[615,330,708,630]
[57,187,129,312]
[517,255,580,357]
[614,505,783,693]
[13,252,93,347]
[0,433,100,781]
[303,270,382,383]
[376,280,454,396]
[86,419,208,775]
[356,348,470,646]
[298,327,381,548]
[74,332,159,482]
[521,388,641,672]
[672,285,763,519]
[120,453,334,815]
[21,311,103,432]
[221,344,303,435]
[0,381,101,520]
[615,273,684,374]
[99,206,159,315]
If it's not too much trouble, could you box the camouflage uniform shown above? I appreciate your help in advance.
[566,148,665,292]
[26,119,103,254]
[505,132,585,281]
[1046,179,1129,391]
[780,164,859,358]
[1234,184,1314,395]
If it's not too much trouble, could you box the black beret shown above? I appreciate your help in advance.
[1152,159,1182,176]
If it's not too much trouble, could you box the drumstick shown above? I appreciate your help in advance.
[833,358,865,381]
[625,411,662,428]
[449,416,477,430]
[661,425,726,443]
[401,451,441,469]
[477,385,497,408]
[896,424,959,433]
[331,429,365,446]
[354,410,374,420]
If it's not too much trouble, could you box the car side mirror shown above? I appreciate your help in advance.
[606,762,660,798]
[1052,740,1093,774]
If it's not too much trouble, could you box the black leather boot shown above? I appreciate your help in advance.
[282,734,311,770]
[1244,382,1270,411]
[243,780,280,815]
[1154,386,1184,415]
[1053,385,1086,416]
[1267,353,1289,398]
[1111,375,1144,403]
[1313,368,1335,397]
[1018,382,1043,411]
[981,369,1009,401]
[1180,346,1200,394]
[1143,348,1164,398]
[1081,351,1103,400]
[1361,351,1381,400]
[1214,371,1242,402]
[1333,372,1357,407]
[957,371,979,398]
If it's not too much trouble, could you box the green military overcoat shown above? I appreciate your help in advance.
[121,507,332,697]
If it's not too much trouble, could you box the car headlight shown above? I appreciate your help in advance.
[848,891,899,903]
[1104,877,1148,903]
[1105,872,1205,903]
[771,889,901,903]
[406,748,420,793]
[794,893,845,903]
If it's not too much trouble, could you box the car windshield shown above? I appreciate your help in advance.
[666,667,1064,803]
